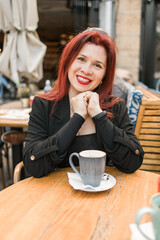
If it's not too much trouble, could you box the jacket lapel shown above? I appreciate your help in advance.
[49,96,70,134]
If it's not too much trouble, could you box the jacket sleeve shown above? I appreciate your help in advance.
[93,101,144,173]
[23,97,84,178]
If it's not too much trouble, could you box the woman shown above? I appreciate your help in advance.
[23,28,144,178]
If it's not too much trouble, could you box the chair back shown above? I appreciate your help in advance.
[13,161,24,183]
[113,77,143,129]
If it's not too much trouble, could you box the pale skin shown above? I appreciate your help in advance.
[68,43,107,135]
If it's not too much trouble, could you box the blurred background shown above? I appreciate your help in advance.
[0,0,160,90]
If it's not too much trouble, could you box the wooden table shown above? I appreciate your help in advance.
[0,100,28,128]
[0,166,159,240]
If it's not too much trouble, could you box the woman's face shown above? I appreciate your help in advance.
[68,42,107,97]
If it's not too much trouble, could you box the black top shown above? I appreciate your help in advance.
[59,133,99,168]
[23,95,144,178]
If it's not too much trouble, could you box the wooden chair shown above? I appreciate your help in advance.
[13,161,24,183]
[134,87,160,174]
[115,75,160,174]
[120,78,160,174]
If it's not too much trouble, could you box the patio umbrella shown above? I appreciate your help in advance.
[0,0,47,85]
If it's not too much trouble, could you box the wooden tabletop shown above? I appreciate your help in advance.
[0,100,28,128]
[0,166,159,240]
[0,118,28,128]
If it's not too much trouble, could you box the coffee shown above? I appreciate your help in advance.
[80,150,105,158]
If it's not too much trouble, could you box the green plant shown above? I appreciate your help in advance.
[18,85,30,98]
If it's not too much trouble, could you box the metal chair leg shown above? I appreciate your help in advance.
[1,127,11,180]
[0,151,5,189]
[3,143,11,179]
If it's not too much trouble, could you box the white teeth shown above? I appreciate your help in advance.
[78,76,90,82]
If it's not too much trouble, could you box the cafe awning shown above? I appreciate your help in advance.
[0,0,47,85]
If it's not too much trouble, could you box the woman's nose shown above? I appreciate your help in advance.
[81,63,92,75]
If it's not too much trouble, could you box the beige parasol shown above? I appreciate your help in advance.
[0,0,46,85]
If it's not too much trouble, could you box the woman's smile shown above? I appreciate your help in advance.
[76,74,92,85]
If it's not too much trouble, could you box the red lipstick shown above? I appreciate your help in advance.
[76,75,92,85]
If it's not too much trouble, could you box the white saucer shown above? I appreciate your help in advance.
[67,172,116,192]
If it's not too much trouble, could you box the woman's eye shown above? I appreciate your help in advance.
[95,63,102,69]
[77,57,85,62]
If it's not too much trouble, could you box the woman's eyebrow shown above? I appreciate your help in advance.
[78,53,86,57]
[95,60,106,67]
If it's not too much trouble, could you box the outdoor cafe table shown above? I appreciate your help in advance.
[0,100,29,170]
[0,100,28,128]
[0,166,159,240]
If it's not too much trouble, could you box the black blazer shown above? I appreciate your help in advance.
[23,96,144,177]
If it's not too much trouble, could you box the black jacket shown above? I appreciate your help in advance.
[23,96,144,177]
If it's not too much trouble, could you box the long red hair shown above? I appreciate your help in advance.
[39,29,119,117]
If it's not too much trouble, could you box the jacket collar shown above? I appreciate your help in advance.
[52,95,70,123]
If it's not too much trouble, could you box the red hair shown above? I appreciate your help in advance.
[39,29,119,117]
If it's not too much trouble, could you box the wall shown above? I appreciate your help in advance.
[115,0,142,81]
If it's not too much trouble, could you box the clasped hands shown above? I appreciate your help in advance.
[70,91,103,119]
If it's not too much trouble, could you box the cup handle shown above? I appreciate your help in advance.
[135,207,154,240]
[69,153,81,177]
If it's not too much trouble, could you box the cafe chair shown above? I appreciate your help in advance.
[113,76,143,130]
[1,131,27,145]
[1,130,27,186]
[13,161,24,183]
[1,130,27,179]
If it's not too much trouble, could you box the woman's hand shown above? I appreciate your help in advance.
[85,92,103,117]
[70,92,88,119]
